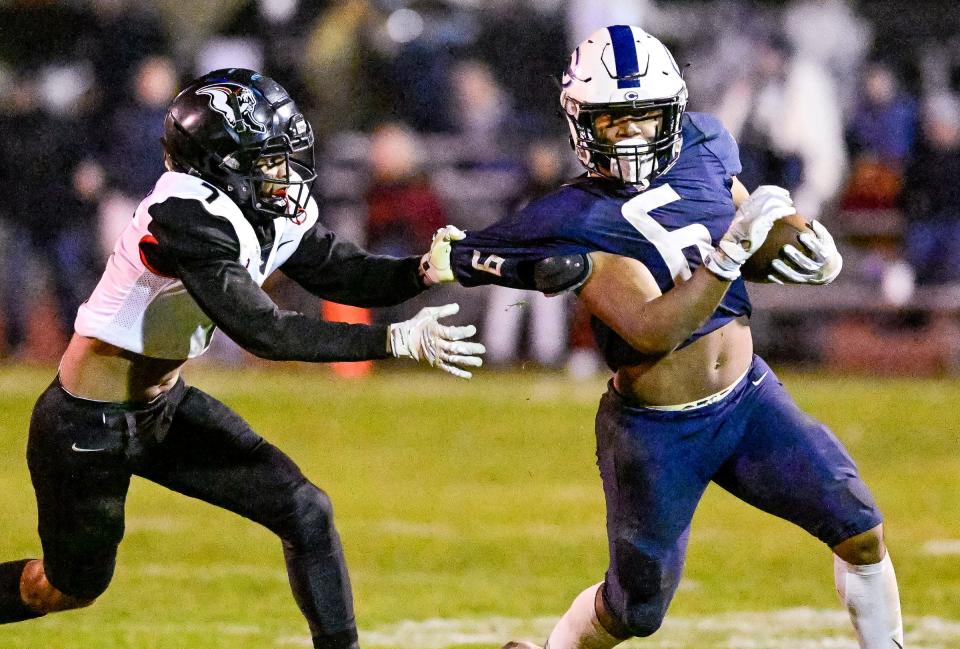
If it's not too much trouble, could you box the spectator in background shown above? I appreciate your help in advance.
[104,56,179,198]
[0,74,103,357]
[716,33,846,220]
[303,0,381,135]
[303,0,472,135]
[97,57,181,257]
[363,122,450,328]
[850,62,918,166]
[365,122,446,256]
[842,61,918,210]
[482,140,571,368]
[85,0,168,123]
[449,59,542,169]
[900,92,960,284]
[220,0,329,109]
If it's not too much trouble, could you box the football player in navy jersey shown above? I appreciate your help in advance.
[449,26,903,649]
[0,69,484,649]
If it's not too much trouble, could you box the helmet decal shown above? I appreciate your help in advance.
[562,46,590,88]
[195,83,266,134]
[607,25,644,88]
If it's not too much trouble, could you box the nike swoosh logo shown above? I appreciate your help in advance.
[893,640,903,649]
[71,443,107,453]
[751,371,769,386]
[277,240,295,250]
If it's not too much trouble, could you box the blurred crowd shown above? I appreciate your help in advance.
[2,0,960,374]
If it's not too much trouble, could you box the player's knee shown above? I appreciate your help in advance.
[609,541,670,637]
[284,482,335,547]
[833,525,885,565]
[20,560,101,614]
[617,594,667,638]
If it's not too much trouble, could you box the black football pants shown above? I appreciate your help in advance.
[27,377,357,645]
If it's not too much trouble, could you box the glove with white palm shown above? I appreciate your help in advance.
[704,185,797,281]
[388,303,485,378]
[419,225,466,285]
[769,220,843,285]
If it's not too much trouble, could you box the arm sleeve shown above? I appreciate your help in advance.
[147,198,391,362]
[451,192,594,290]
[280,223,427,307]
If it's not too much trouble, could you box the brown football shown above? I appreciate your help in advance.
[740,213,815,283]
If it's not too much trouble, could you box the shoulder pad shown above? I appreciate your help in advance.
[153,171,220,202]
[144,172,246,225]
[684,112,727,142]
[533,253,593,295]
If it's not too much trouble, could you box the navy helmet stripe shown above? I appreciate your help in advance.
[608,25,641,89]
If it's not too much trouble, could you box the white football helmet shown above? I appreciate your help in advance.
[560,25,687,188]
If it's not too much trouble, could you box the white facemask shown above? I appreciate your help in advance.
[608,137,657,188]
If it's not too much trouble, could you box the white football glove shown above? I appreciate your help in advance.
[388,303,485,379]
[419,225,466,285]
[704,185,797,281]
[768,220,843,285]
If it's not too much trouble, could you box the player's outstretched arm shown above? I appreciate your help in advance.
[387,303,485,379]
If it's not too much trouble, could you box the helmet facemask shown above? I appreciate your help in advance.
[563,91,687,188]
[242,113,317,220]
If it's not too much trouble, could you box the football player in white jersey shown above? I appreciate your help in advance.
[0,69,484,649]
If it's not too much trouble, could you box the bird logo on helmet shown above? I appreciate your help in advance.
[195,83,267,134]
[560,25,688,188]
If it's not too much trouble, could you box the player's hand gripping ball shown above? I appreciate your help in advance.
[740,214,838,284]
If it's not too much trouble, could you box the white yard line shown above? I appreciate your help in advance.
[273,609,960,649]
[922,539,960,556]
[32,608,960,648]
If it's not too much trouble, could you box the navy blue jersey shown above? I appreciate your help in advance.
[451,112,751,370]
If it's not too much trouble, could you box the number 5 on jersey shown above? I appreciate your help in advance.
[621,184,713,282]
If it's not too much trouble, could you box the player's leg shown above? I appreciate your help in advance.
[539,387,730,649]
[833,524,903,649]
[713,357,902,649]
[135,386,358,649]
[0,380,133,622]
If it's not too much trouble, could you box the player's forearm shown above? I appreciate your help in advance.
[633,266,732,353]
[283,242,425,307]
[581,263,730,356]
[285,256,425,307]
[225,311,391,362]
[178,258,392,362]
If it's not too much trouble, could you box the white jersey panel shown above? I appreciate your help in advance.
[74,172,319,360]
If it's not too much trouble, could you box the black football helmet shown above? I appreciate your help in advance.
[161,68,316,219]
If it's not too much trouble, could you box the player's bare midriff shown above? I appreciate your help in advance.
[58,334,185,404]
[613,317,753,406]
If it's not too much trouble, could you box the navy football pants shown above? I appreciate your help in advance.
[596,356,882,637]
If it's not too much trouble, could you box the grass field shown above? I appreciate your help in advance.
[0,363,959,648]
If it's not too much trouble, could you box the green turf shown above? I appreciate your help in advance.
[0,363,958,648]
